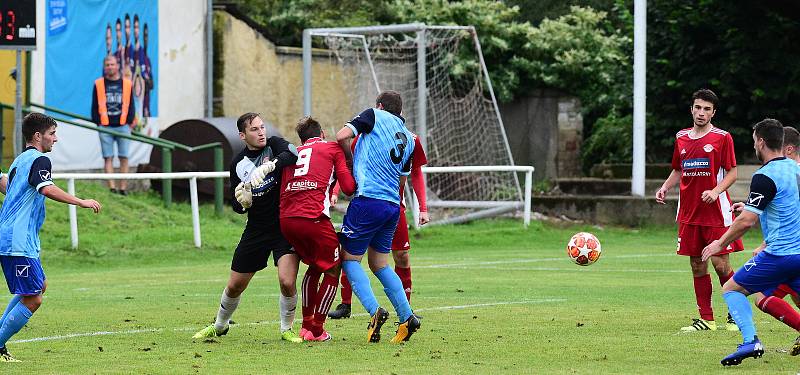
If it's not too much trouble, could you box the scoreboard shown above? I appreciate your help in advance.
[0,0,37,50]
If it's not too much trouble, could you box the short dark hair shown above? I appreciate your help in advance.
[692,89,719,109]
[296,116,322,143]
[376,91,402,116]
[134,14,139,24]
[236,112,260,132]
[116,18,121,26]
[784,126,800,148]
[752,118,784,151]
[22,113,57,142]
[106,23,111,31]
[125,14,130,22]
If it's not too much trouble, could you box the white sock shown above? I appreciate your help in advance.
[279,293,297,332]
[214,289,240,331]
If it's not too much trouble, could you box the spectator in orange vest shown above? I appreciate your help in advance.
[91,55,136,195]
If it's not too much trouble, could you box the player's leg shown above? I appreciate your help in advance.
[193,270,254,339]
[328,272,352,319]
[684,256,716,331]
[719,252,779,366]
[118,157,129,194]
[194,230,267,339]
[366,207,420,343]
[301,267,322,338]
[754,286,800,335]
[275,249,302,343]
[0,295,22,326]
[678,224,716,331]
[305,220,343,341]
[707,225,743,331]
[0,257,46,362]
[392,209,413,302]
[339,197,387,341]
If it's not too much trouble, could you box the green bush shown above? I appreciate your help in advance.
[581,113,632,170]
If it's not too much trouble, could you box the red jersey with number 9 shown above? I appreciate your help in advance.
[280,137,355,219]
[671,126,737,227]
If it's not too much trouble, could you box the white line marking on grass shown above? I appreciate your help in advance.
[9,298,565,345]
[430,266,686,273]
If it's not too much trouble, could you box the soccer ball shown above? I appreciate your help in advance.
[566,232,602,266]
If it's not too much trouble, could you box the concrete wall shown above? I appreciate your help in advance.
[500,90,583,182]
[216,11,352,143]
[158,0,208,129]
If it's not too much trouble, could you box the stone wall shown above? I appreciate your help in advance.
[216,11,355,143]
[499,90,583,181]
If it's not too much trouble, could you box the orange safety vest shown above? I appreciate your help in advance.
[95,77,133,126]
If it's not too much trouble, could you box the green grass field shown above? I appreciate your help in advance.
[1,182,797,374]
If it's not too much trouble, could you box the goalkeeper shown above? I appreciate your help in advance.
[192,113,303,343]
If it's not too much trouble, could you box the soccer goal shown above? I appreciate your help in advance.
[302,23,528,227]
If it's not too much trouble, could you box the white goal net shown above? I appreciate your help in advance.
[304,24,522,225]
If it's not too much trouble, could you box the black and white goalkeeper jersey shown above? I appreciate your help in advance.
[229,136,298,228]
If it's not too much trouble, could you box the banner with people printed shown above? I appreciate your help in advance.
[46,1,158,134]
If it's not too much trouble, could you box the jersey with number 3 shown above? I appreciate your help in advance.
[346,108,414,205]
[671,126,737,227]
[280,137,355,219]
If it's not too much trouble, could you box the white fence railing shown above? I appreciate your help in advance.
[54,165,534,249]
[54,172,228,249]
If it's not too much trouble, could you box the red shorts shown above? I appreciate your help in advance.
[771,284,799,298]
[391,207,411,251]
[677,223,743,257]
[280,216,340,272]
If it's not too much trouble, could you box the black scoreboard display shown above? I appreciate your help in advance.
[0,0,37,50]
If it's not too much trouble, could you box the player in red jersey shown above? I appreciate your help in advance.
[279,117,356,341]
[328,133,429,319]
[655,89,744,332]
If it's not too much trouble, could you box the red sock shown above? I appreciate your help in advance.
[312,273,339,337]
[301,269,321,331]
[340,272,352,305]
[693,274,714,320]
[719,271,734,287]
[395,266,412,303]
[757,296,800,331]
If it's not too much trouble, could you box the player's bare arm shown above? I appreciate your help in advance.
[40,185,102,213]
[702,166,737,204]
[0,174,7,195]
[336,126,355,169]
[655,169,681,204]
[701,210,757,261]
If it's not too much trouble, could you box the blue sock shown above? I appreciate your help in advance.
[375,266,412,322]
[0,295,22,326]
[342,260,379,316]
[723,291,757,343]
[0,302,33,347]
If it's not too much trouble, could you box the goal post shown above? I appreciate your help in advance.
[302,23,526,226]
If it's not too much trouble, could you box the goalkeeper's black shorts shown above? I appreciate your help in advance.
[231,226,294,273]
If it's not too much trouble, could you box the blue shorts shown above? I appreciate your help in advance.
[339,196,400,256]
[99,125,132,159]
[733,251,800,295]
[0,256,46,295]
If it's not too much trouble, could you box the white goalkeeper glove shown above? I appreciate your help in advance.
[234,182,253,209]
[250,159,277,187]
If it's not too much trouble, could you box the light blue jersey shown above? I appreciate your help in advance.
[0,147,54,258]
[346,108,414,205]
[742,157,800,256]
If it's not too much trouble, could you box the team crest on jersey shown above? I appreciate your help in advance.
[680,149,686,155]
[39,169,51,181]
[703,144,714,152]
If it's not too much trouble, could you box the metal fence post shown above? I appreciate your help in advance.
[189,177,202,248]
[68,179,78,249]
[214,146,224,215]
[162,148,172,207]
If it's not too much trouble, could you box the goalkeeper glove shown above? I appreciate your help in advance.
[250,159,277,187]
[235,182,253,209]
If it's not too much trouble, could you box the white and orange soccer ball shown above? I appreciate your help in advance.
[566,232,602,266]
